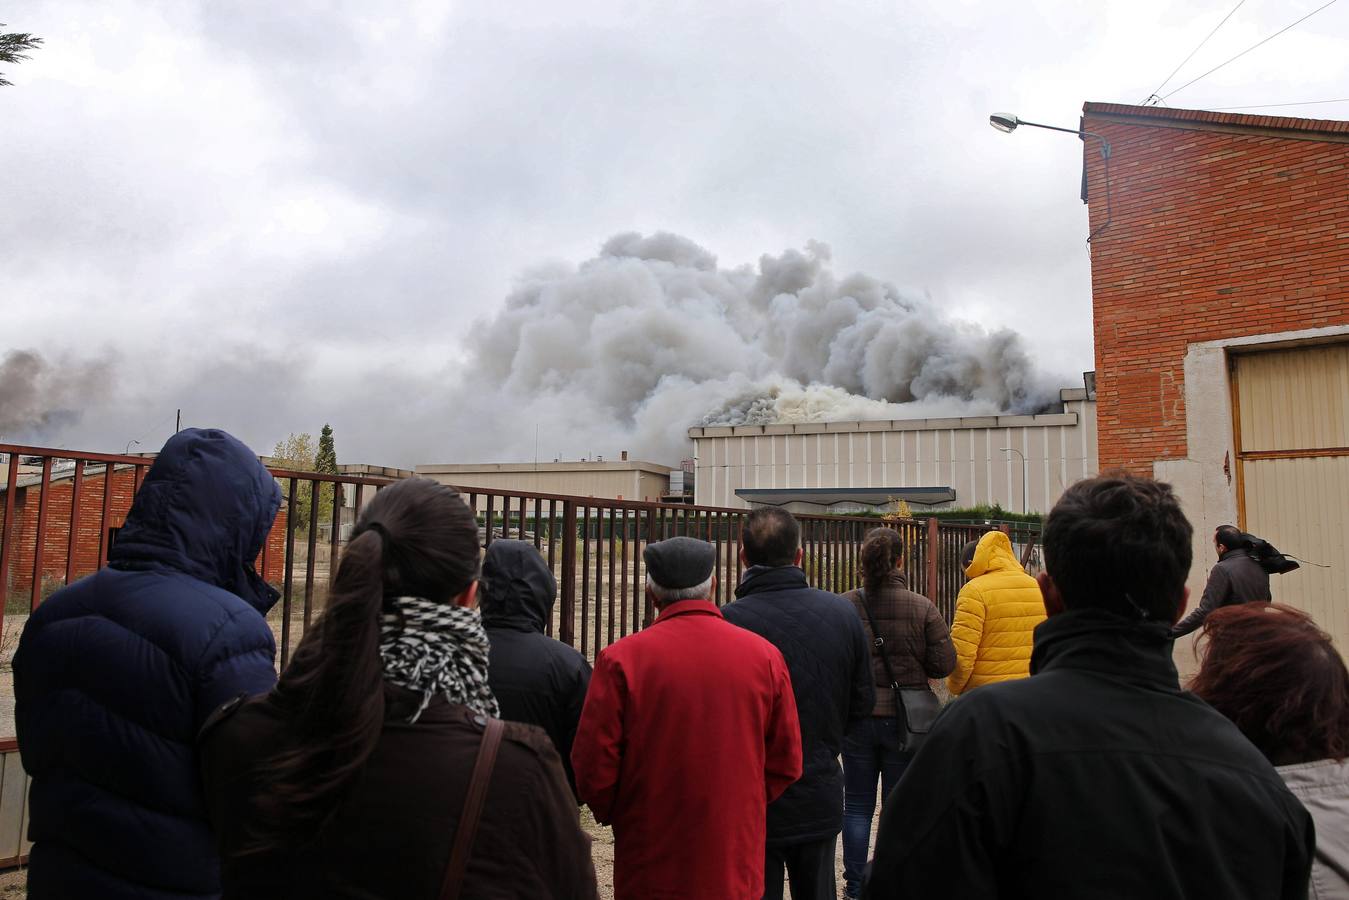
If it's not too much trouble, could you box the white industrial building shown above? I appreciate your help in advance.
[416,456,673,509]
[687,385,1098,513]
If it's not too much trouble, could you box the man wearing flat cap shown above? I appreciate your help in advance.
[573,536,804,900]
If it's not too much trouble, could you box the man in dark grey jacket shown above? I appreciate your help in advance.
[1172,524,1272,637]
[723,508,874,900]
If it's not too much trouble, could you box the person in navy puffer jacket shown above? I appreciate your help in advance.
[14,427,282,900]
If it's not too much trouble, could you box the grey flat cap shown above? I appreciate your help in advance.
[643,537,716,590]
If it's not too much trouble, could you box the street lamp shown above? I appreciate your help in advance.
[999,447,1028,514]
[989,111,1113,243]
[124,439,140,456]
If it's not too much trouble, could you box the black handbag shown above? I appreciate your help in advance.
[858,588,941,753]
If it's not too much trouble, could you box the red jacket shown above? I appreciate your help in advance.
[572,599,802,900]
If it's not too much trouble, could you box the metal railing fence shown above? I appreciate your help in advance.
[1,442,1042,713]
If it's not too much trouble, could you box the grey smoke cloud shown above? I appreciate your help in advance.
[440,232,1063,465]
[0,350,113,441]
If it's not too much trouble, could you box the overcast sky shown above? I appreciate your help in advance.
[3,0,1347,466]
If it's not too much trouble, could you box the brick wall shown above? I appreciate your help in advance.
[1082,103,1349,474]
[2,465,290,601]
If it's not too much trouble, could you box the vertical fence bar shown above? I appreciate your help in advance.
[133,463,146,494]
[820,520,830,591]
[713,512,724,605]
[329,478,342,602]
[303,480,319,629]
[842,520,853,592]
[644,507,658,627]
[533,499,543,550]
[545,499,558,638]
[848,520,856,589]
[518,496,528,541]
[618,509,629,638]
[734,513,744,586]
[580,507,592,659]
[922,518,933,601]
[98,464,115,568]
[484,494,496,548]
[29,458,54,610]
[560,502,577,647]
[258,499,272,593]
[65,460,85,586]
[632,507,644,634]
[607,509,617,647]
[280,478,298,670]
[593,508,605,652]
[0,453,18,600]
[547,500,558,569]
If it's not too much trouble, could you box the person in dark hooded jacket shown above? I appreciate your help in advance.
[14,427,282,900]
[480,539,591,793]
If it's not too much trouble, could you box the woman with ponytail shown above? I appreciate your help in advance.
[200,477,598,899]
[838,528,955,900]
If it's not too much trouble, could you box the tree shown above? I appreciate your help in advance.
[1,26,43,87]
[313,423,339,524]
[272,432,316,533]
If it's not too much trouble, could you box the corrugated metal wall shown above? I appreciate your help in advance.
[1236,342,1349,648]
[691,398,1098,513]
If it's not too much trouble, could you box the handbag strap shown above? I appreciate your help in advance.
[858,588,901,693]
[440,716,505,900]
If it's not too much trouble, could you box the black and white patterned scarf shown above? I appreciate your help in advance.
[380,596,499,723]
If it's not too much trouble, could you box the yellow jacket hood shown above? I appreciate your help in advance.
[964,530,1022,580]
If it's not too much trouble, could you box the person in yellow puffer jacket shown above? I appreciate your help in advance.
[946,530,1046,696]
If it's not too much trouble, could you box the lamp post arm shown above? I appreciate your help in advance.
[1016,119,1083,137]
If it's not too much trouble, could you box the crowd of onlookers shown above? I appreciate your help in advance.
[10,427,1347,899]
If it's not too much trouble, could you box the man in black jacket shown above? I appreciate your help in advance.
[479,539,591,794]
[865,473,1313,900]
[1171,524,1272,637]
[723,508,874,900]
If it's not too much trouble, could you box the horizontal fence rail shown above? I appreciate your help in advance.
[0,442,1043,714]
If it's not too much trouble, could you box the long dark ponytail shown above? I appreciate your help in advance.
[241,477,480,853]
[860,527,904,598]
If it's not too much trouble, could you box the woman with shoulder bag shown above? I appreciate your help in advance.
[839,528,955,900]
[199,477,599,900]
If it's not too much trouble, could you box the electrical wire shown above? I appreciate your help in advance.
[1143,0,1248,105]
[1161,0,1342,102]
[1206,97,1349,110]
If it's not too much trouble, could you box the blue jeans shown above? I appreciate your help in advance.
[841,717,913,898]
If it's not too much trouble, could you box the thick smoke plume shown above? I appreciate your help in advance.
[0,350,113,442]
[443,233,1061,465]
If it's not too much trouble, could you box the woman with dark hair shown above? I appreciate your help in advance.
[199,477,598,899]
[839,527,955,900]
[1191,603,1349,899]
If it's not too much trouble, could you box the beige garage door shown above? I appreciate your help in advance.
[1234,342,1349,648]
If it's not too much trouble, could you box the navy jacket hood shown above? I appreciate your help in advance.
[480,539,556,632]
[109,427,282,614]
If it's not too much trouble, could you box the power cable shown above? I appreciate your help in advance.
[1162,0,1341,102]
[1206,97,1349,110]
[1143,0,1248,105]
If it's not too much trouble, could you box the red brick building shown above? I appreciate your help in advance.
[1081,102,1349,647]
[1,463,289,601]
